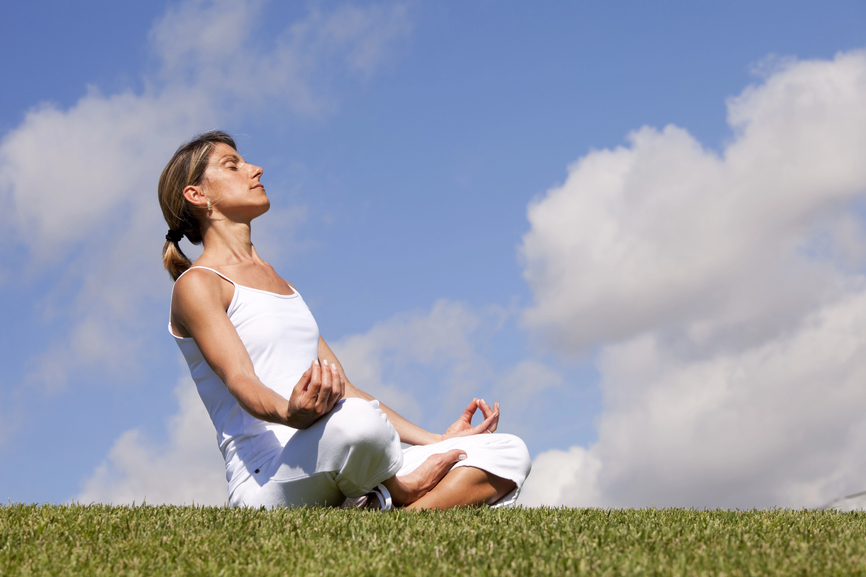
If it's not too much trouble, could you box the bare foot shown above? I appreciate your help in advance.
[382,449,466,506]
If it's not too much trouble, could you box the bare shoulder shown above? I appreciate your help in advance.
[174,267,222,296]
[172,268,232,314]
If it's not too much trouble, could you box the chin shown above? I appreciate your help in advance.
[255,199,271,217]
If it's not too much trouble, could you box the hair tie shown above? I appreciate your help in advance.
[166,229,184,243]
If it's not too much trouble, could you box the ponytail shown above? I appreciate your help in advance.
[162,239,193,281]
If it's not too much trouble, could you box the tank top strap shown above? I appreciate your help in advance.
[177,265,237,286]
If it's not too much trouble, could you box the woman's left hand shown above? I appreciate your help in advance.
[440,398,500,441]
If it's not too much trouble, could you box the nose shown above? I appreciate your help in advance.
[250,163,263,180]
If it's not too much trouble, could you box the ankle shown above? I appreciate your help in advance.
[381,478,411,506]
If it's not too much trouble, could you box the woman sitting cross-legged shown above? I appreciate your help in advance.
[158,131,531,509]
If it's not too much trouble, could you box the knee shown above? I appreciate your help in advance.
[496,434,533,481]
[322,398,399,453]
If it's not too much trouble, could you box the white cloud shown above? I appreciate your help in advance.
[521,50,866,352]
[591,290,866,508]
[76,370,226,505]
[519,50,866,508]
[0,90,208,254]
[518,446,601,507]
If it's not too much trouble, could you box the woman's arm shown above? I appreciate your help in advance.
[173,270,343,429]
[317,337,498,445]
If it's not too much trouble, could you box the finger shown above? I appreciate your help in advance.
[306,360,323,404]
[325,362,343,410]
[487,414,499,433]
[330,363,345,402]
[478,398,494,418]
[485,400,500,433]
[473,412,498,435]
[321,359,336,405]
[316,359,333,413]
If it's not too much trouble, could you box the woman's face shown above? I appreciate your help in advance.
[200,142,269,220]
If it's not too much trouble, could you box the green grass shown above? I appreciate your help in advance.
[3,505,866,576]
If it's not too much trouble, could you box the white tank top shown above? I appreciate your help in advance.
[168,266,320,497]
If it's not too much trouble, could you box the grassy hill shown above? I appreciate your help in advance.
[3,504,866,575]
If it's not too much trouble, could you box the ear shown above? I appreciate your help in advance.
[183,184,208,208]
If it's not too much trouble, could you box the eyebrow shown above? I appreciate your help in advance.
[219,154,241,164]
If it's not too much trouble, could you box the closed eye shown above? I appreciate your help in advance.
[221,153,243,170]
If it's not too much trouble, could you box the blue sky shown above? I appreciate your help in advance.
[2,0,865,507]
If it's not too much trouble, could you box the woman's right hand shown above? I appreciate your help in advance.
[439,398,500,441]
[285,359,345,429]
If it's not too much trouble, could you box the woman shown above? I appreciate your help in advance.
[159,131,531,509]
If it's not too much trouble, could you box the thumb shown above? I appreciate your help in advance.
[443,448,467,463]
[296,364,313,392]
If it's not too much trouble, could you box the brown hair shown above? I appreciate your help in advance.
[158,130,236,280]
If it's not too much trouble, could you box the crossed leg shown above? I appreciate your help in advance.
[404,466,516,510]
[379,449,517,510]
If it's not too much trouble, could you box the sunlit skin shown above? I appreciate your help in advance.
[170,143,516,508]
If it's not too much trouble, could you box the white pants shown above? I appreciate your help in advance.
[231,398,531,508]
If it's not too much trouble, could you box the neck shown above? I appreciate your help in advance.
[199,218,260,266]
